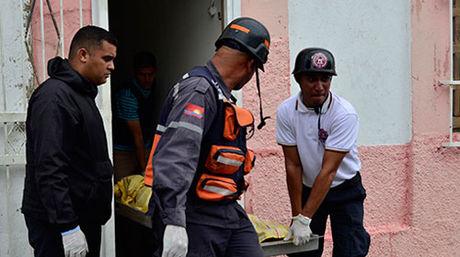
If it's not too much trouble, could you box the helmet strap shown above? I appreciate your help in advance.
[256,68,270,129]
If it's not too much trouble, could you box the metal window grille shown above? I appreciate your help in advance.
[439,0,460,147]
[453,0,460,129]
[0,0,87,168]
[0,1,108,256]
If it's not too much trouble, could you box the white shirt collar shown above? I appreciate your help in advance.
[295,92,332,114]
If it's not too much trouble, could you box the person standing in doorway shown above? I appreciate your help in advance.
[22,25,117,257]
[276,48,370,256]
[113,51,158,182]
[145,17,271,257]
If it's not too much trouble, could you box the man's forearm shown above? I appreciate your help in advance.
[134,132,145,172]
[134,140,146,171]
[126,120,146,170]
[302,150,346,218]
[302,170,336,218]
[286,165,304,216]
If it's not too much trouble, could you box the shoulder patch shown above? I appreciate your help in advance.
[184,103,205,119]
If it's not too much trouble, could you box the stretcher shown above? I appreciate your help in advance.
[115,201,320,256]
[116,200,153,228]
[261,237,321,257]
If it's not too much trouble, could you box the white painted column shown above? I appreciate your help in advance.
[91,1,115,256]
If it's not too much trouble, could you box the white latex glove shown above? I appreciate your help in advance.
[61,226,88,257]
[284,214,312,246]
[162,224,188,257]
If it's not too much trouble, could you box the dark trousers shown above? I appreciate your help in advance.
[24,215,102,257]
[288,173,370,257]
[152,211,263,257]
[115,214,155,257]
[186,220,263,257]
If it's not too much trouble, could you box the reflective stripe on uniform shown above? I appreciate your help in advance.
[216,87,225,100]
[157,124,167,133]
[172,83,180,99]
[203,185,235,196]
[217,156,243,166]
[169,121,203,135]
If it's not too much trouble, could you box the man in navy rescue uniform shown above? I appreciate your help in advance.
[145,17,271,257]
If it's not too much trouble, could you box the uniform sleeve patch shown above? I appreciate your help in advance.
[184,103,204,119]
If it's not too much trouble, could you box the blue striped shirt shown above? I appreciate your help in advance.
[114,80,152,151]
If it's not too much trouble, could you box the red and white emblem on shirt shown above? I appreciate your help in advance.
[311,52,328,69]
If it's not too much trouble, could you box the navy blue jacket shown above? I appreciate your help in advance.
[22,57,113,230]
[150,62,249,228]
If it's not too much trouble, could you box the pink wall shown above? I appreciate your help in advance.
[31,0,92,84]
[241,1,292,222]
[29,0,460,256]
[243,0,460,256]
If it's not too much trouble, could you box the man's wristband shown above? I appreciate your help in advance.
[61,225,80,236]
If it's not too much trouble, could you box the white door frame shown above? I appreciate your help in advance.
[91,1,115,257]
[225,0,241,24]
[224,0,243,105]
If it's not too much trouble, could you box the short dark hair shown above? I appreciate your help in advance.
[68,25,118,59]
[133,51,157,70]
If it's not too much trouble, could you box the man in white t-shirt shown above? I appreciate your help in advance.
[276,48,370,257]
